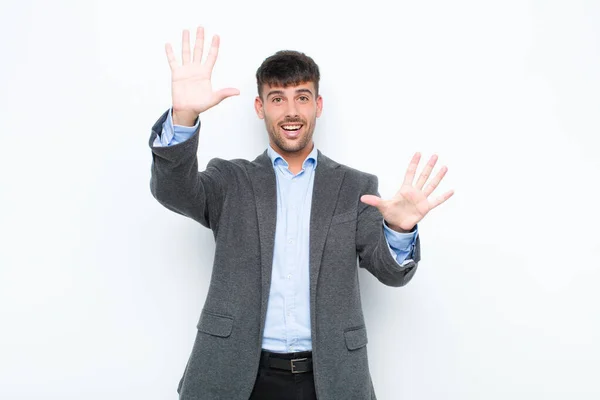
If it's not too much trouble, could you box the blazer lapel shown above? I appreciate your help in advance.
[309,151,345,313]
[248,151,277,334]
[248,149,345,337]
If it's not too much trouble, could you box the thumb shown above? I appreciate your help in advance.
[360,194,382,208]
[213,87,240,105]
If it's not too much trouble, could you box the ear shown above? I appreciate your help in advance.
[254,96,265,119]
[316,95,323,118]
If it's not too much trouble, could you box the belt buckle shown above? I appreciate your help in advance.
[290,357,307,374]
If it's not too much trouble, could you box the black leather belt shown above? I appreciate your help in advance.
[260,349,313,374]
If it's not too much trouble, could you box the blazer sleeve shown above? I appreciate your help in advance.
[356,174,421,287]
[148,110,227,230]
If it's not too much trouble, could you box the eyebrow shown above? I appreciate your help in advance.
[266,88,314,98]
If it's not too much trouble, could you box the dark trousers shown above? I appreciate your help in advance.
[249,350,317,400]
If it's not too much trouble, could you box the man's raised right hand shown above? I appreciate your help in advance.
[165,26,240,126]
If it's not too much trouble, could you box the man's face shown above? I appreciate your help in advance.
[255,82,323,156]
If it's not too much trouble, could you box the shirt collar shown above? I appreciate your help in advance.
[267,144,319,169]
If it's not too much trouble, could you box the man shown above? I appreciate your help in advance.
[149,26,453,400]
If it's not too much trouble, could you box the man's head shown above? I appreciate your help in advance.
[254,50,323,158]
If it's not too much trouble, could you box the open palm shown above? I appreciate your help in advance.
[165,27,239,117]
[361,153,454,232]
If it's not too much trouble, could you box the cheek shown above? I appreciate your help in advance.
[265,109,284,124]
[303,108,318,121]
[304,103,318,115]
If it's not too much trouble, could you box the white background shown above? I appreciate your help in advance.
[1,0,599,399]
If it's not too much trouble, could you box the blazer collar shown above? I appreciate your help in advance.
[253,147,339,170]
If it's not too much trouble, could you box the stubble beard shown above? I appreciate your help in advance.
[266,118,316,154]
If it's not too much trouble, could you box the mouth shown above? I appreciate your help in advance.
[279,123,304,138]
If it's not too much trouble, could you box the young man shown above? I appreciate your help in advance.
[149,26,453,400]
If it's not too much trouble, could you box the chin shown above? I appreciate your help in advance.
[281,137,312,152]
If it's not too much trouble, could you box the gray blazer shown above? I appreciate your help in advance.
[149,110,421,400]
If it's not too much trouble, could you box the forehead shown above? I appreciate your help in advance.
[262,81,316,97]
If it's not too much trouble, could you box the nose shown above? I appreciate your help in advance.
[285,101,299,118]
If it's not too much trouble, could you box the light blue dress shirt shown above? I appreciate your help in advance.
[155,109,419,352]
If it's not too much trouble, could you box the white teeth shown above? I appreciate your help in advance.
[281,125,302,131]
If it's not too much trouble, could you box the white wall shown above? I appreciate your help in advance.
[1,0,599,399]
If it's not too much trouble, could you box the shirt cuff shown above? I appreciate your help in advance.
[383,220,419,266]
[383,220,418,251]
[153,108,199,147]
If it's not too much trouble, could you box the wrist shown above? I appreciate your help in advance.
[386,221,414,234]
[172,109,199,127]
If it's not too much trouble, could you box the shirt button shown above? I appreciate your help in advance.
[288,239,294,244]
[287,274,292,280]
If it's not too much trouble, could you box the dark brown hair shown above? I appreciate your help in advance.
[255,50,320,99]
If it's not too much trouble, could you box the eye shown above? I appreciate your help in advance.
[271,97,283,103]
[298,96,309,102]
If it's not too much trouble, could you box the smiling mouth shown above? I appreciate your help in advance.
[279,123,304,138]
[280,124,303,132]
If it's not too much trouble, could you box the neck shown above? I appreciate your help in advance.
[270,142,314,174]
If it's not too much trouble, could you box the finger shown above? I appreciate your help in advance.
[192,26,204,64]
[415,154,438,190]
[360,194,382,208]
[402,152,421,186]
[423,166,448,197]
[205,35,220,73]
[182,29,191,65]
[212,88,241,105]
[430,189,455,210]
[165,43,177,71]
